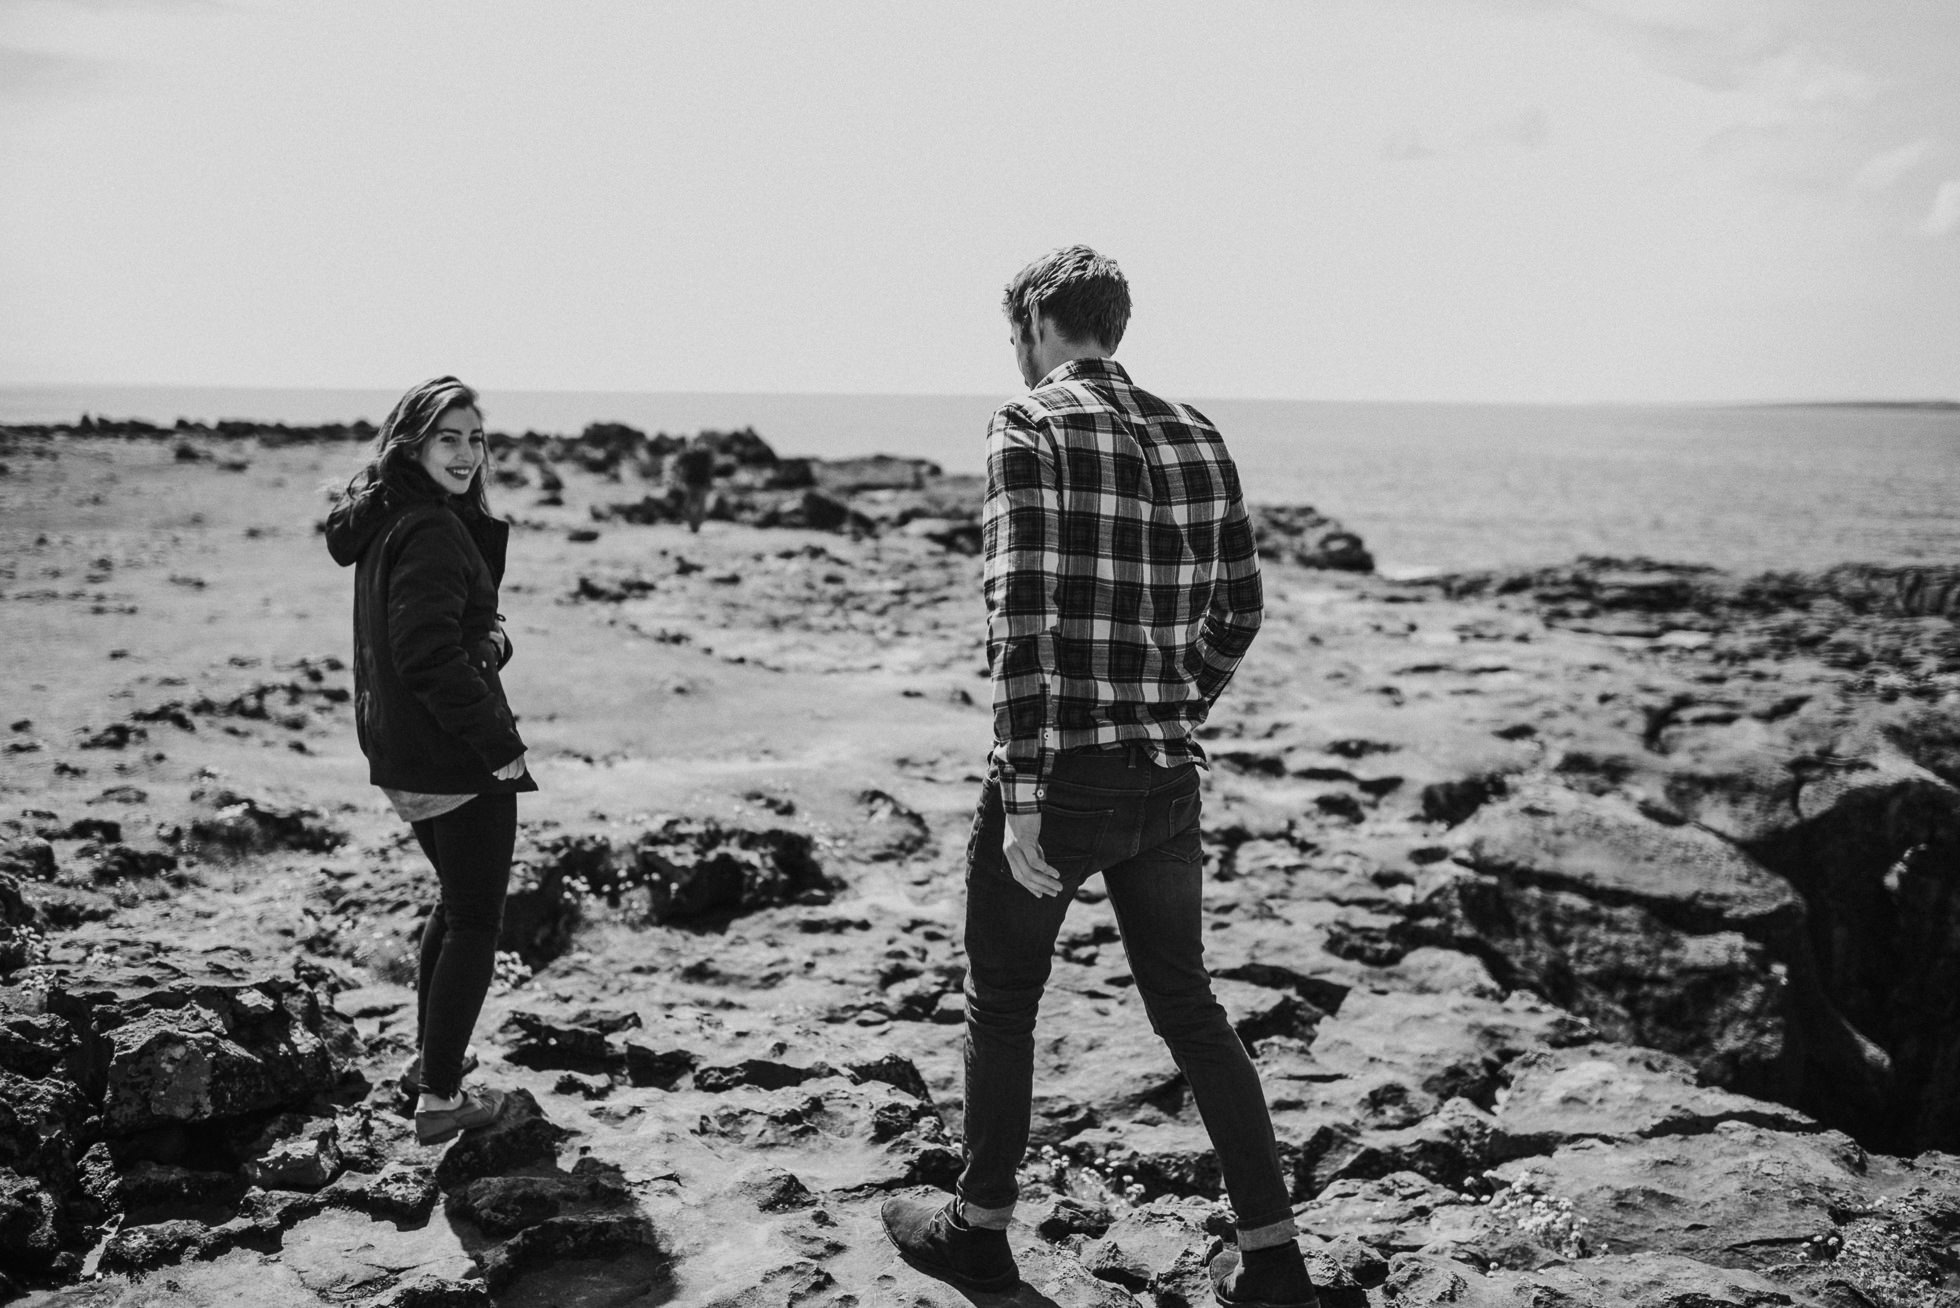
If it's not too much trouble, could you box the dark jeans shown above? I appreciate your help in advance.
[410,792,516,1098]
[957,746,1295,1237]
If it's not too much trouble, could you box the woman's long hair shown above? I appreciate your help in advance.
[340,376,493,517]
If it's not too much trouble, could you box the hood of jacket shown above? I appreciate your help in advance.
[326,462,454,567]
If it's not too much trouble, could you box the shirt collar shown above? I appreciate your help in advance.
[1036,356,1130,389]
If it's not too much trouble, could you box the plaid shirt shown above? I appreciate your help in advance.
[984,358,1264,814]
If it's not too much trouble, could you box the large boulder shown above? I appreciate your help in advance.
[46,965,358,1135]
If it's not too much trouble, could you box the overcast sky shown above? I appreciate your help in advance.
[2,0,1956,403]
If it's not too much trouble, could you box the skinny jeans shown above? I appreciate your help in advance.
[410,792,515,1098]
[957,746,1296,1244]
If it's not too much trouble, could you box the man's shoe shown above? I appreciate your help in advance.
[399,1046,480,1095]
[414,1085,506,1146]
[880,1195,1017,1293]
[1211,1243,1321,1308]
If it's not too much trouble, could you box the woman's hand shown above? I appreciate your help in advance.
[493,753,527,781]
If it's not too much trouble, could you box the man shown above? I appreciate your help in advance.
[882,247,1317,1307]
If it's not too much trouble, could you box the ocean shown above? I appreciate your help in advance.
[4,384,1954,577]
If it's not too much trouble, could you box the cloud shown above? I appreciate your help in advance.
[1855,139,1936,192]
[1924,181,1960,237]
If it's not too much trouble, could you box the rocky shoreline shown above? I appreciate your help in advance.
[2,419,1958,1306]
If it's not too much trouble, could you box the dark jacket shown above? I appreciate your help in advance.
[325,464,536,795]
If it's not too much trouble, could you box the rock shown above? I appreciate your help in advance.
[241,1112,343,1191]
[693,1079,959,1192]
[96,1218,216,1274]
[499,1007,641,1074]
[728,1164,817,1212]
[1079,1197,1221,1296]
[1295,1172,1481,1254]
[1493,1042,1819,1158]
[1405,788,1809,1092]
[187,784,344,854]
[0,1012,73,1079]
[1254,505,1375,572]
[359,1273,492,1308]
[88,843,179,883]
[332,1160,438,1224]
[850,788,932,861]
[444,1156,633,1237]
[433,1089,569,1189]
[473,1211,671,1293]
[48,968,356,1135]
[0,1166,67,1272]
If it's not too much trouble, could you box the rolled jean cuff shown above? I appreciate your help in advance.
[1237,1214,1299,1251]
[957,1198,1015,1231]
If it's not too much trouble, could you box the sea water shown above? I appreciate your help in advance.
[3,384,1954,576]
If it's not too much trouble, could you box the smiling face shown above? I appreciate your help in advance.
[415,405,486,496]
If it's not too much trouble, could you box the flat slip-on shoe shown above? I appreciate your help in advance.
[414,1085,506,1146]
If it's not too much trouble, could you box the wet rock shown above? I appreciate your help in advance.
[0,839,56,883]
[1029,1193,1114,1241]
[621,1042,697,1090]
[432,1089,569,1189]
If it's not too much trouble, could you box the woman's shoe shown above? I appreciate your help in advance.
[399,1046,480,1095]
[414,1085,507,1146]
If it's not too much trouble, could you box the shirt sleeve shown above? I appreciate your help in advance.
[982,404,1061,814]
[1190,478,1264,708]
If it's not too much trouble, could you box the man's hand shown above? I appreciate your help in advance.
[1002,809,1062,898]
[493,753,527,781]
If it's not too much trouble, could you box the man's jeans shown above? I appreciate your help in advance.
[957,745,1297,1244]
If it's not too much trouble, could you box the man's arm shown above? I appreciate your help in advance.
[982,404,1061,816]
[1190,491,1264,709]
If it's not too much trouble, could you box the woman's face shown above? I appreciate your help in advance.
[416,406,487,496]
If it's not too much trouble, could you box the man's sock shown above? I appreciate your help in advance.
[417,1090,463,1113]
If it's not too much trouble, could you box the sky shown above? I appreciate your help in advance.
[2,0,1957,404]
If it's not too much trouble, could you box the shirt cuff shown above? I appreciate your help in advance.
[997,768,1043,815]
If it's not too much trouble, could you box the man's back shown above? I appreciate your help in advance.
[983,356,1263,812]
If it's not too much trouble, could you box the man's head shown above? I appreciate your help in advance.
[1002,245,1130,387]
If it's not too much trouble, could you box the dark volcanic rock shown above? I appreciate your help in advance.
[444,1156,632,1237]
[1254,504,1375,572]
[432,1090,569,1189]
[47,966,357,1135]
[187,784,344,854]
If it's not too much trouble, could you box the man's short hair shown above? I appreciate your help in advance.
[1002,245,1131,351]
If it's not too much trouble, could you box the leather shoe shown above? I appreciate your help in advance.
[1211,1244,1321,1308]
[880,1194,1017,1293]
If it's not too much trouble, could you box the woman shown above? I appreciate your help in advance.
[326,376,534,1145]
